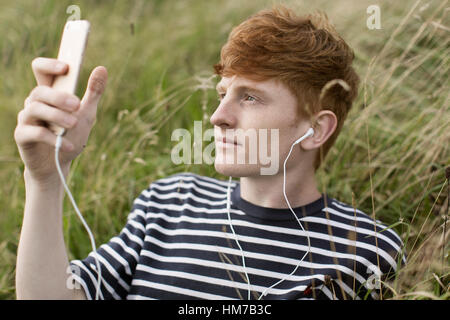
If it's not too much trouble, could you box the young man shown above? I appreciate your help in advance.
[15,6,405,300]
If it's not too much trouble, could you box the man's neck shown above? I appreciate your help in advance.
[239,166,322,209]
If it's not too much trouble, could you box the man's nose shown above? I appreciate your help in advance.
[209,97,237,129]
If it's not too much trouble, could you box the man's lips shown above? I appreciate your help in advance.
[215,137,240,145]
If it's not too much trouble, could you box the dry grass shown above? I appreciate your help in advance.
[0,0,448,299]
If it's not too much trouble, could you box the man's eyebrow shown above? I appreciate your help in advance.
[215,83,269,97]
[237,86,268,97]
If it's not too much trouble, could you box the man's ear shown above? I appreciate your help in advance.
[301,110,337,150]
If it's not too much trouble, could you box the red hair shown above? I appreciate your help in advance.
[214,5,360,169]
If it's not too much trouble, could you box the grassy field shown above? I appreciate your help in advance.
[0,0,448,299]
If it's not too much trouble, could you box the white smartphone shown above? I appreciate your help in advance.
[49,20,90,136]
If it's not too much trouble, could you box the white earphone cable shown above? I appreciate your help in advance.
[258,131,312,299]
[226,176,251,300]
[226,128,313,300]
[55,134,102,300]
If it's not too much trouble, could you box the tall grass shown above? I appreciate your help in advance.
[0,0,448,299]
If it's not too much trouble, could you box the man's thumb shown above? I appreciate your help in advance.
[81,66,108,108]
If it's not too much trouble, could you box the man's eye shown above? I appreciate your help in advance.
[244,94,257,102]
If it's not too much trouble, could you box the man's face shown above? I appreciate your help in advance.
[210,75,310,177]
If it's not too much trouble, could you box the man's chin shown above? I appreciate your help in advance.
[213,162,261,178]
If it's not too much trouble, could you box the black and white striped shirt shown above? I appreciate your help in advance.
[70,172,406,300]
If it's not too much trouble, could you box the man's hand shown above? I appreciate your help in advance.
[14,57,107,184]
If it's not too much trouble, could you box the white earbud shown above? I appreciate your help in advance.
[293,127,314,145]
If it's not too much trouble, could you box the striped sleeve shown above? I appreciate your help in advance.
[69,188,148,300]
[315,200,407,300]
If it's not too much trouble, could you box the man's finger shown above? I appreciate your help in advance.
[81,66,108,108]
[31,57,68,87]
[79,66,108,126]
